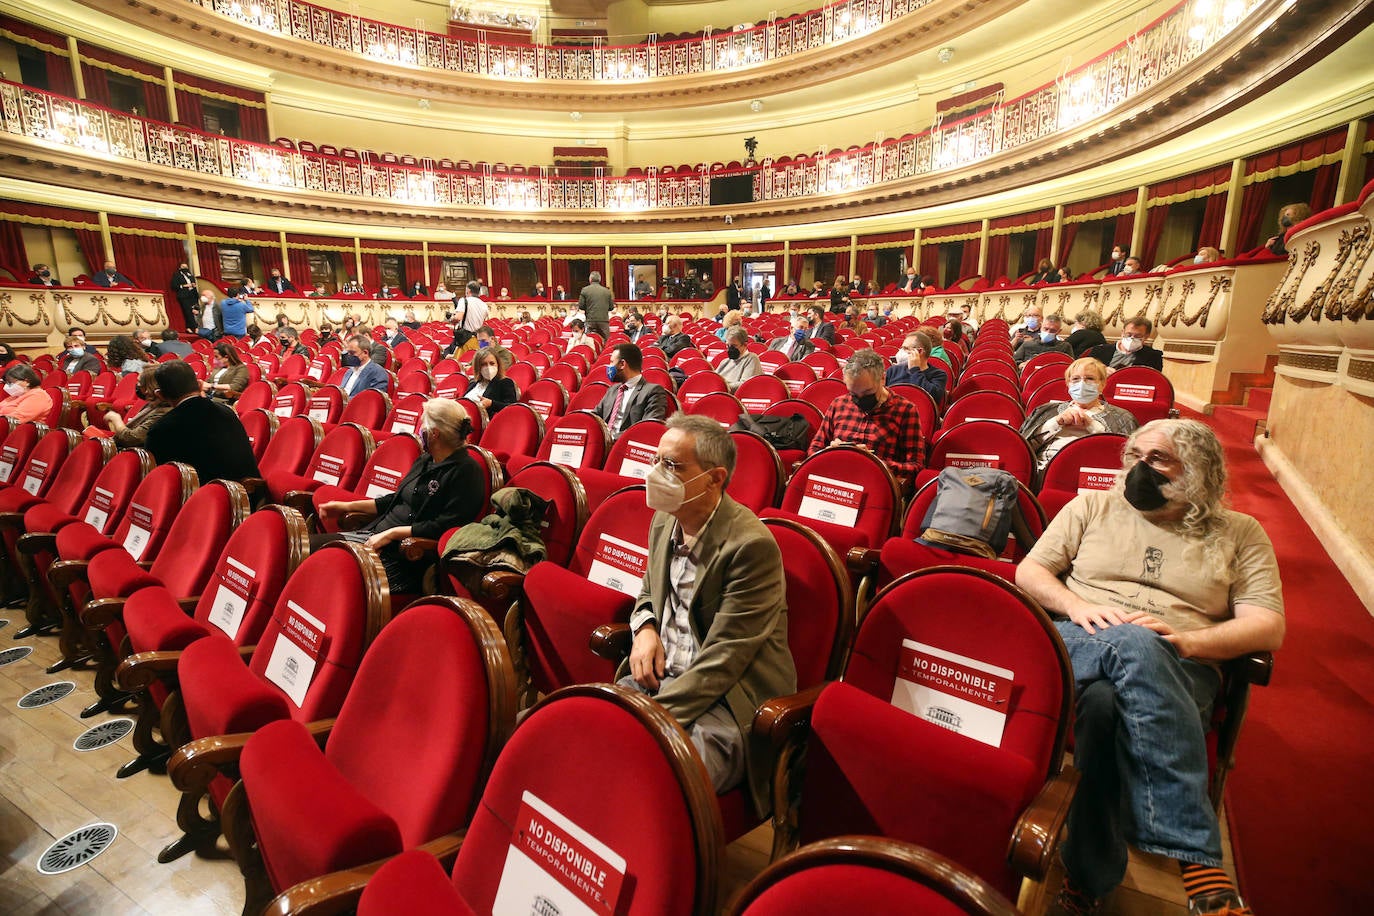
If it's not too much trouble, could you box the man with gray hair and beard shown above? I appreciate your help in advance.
[1016,419,1284,916]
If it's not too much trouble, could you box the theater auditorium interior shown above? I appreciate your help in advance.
[0,0,1371,912]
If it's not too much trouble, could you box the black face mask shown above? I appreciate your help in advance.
[726,345,741,361]
[851,392,879,414]
[1123,460,1171,511]
[1279,215,1293,228]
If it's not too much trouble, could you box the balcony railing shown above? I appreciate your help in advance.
[0,0,1257,213]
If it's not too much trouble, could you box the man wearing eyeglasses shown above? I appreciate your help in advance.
[622,414,796,819]
[884,331,947,403]
[1089,315,1163,373]
[1016,420,1283,916]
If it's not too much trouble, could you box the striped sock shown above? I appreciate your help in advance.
[1180,863,1238,902]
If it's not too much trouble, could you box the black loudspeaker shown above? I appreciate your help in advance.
[709,173,754,206]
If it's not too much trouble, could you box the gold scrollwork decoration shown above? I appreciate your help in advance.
[1291,229,1359,323]
[1103,286,1130,328]
[1262,244,1316,324]
[123,296,166,328]
[0,292,52,328]
[1348,265,1374,321]
[1178,276,1228,328]
[1328,223,1372,321]
[61,294,117,328]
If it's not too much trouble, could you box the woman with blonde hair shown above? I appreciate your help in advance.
[1020,356,1138,471]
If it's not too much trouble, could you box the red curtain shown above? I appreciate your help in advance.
[1310,162,1340,212]
[361,254,382,291]
[1057,223,1080,267]
[143,82,169,122]
[288,248,314,289]
[1035,226,1053,264]
[958,238,981,280]
[74,229,105,279]
[0,221,28,276]
[1113,213,1135,248]
[919,244,940,282]
[195,241,222,284]
[80,63,109,106]
[854,248,876,287]
[550,259,571,293]
[239,104,269,143]
[404,254,424,290]
[259,245,284,276]
[832,251,850,278]
[710,256,727,288]
[109,233,184,308]
[175,88,203,128]
[1198,194,1227,250]
[489,257,511,293]
[1140,205,1170,267]
[984,234,1010,281]
[45,54,75,97]
[1237,181,1273,252]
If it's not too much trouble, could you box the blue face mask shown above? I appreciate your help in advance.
[1041,330,1058,344]
[1024,317,1040,331]
[793,329,806,342]
[478,339,489,348]
[1067,380,1099,404]
[606,364,621,383]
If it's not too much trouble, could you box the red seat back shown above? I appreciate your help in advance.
[73,449,154,535]
[735,375,791,414]
[259,417,324,477]
[352,435,422,499]
[773,362,818,397]
[0,422,44,487]
[11,428,77,499]
[799,378,847,412]
[950,373,1022,403]
[273,382,310,419]
[763,518,852,689]
[338,388,391,430]
[727,430,784,512]
[676,372,728,408]
[1036,433,1127,519]
[107,462,199,563]
[191,505,311,646]
[938,392,1025,433]
[1104,367,1173,423]
[1019,351,1072,378]
[567,379,610,413]
[235,380,276,415]
[923,421,1035,487]
[534,411,612,470]
[304,424,375,492]
[521,379,569,423]
[504,462,588,566]
[240,409,279,462]
[602,420,667,480]
[149,480,251,597]
[38,437,113,516]
[383,394,428,437]
[481,404,545,466]
[687,391,745,427]
[777,445,903,550]
[305,388,344,425]
[1024,379,1069,412]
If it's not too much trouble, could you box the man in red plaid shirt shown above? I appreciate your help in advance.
[808,349,925,482]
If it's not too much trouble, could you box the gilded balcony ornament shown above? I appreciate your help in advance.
[0,292,50,328]
[1327,223,1371,321]
[1289,231,1355,323]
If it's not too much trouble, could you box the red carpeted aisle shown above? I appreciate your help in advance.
[1204,413,1374,912]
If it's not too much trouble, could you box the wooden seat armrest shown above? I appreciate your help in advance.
[0,511,25,531]
[116,649,187,691]
[16,531,58,556]
[281,491,315,519]
[265,831,467,916]
[168,730,256,792]
[79,596,128,630]
[136,560,155,570]
[1226,651,1273,688]
[589,623,632,661]
[400,537,438,562]
[752,684,825,752]
[1009,765,1081,881]
[845,546,880,576]
[304,717,337,747]
[178,595,201,614]
[240,477,266,497]
[338,511,375,532]
[47,558,90,591]
[479,569,526,603]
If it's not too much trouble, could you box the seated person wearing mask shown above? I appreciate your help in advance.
[655,315,695,359]
[593,343,667,440]
[61,335,101,376]
[316,399,484,594]
[622,414,796,811]
[145,361,259,482]
[624,314,653,344]
[1016,420,1283,916]
[805,304,838,344]
[201,342,249,400]
[767,315,816,361]
[884,331,948,403]
[809,349,924,482]
[1013,312,1073,365]
[463,347,517,415]
[1066,311,1107,358]
[1009,306,1043,346]
[1090,316,1163,373]
[98,367,171,448]
[0,364,54,423]
[340,335,391,395]
[1020,357,1138,471]
[716,327,762,392]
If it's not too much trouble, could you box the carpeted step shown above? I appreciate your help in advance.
[1244,386,1272,413]
[1209,404,1266,443]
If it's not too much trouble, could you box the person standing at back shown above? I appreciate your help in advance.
[579,270,614,341]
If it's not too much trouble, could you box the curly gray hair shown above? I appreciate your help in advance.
[1121,419,1228,541]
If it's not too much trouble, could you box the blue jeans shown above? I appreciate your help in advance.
[1054,620,1222,899]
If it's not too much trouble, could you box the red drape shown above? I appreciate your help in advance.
[919,244,940,282]
[109,233,184,315]
[361,255,382,291]
[195,242,223,284]
[1114,213,1135,248]
[710,257,727,288]
[550,259,572,293]
[143,82,169,122]
[260,245,284,276]
[0,221,28,276]
[45,54,75,97]
[1035,227,1053,264]
[239,104,269,143]
[1057,222,1080,267]
[854,248,876,286]
[489,258,511,293]
[1310,162,1340,212]
[984,234,1010,281]
[1237,181,1273,252]
[1140,205,1170,267]
[80,63,109,106]
[404,254,424,290]
[1198,194,1227,250]
[74,229,105,280]
[832,251,850,278]
[958,238,981,280]
[174,88,203,129]
[288,248,314,289]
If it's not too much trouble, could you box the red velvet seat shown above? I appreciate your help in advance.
[676,372,728,407]
[336,685,723,916]
[936,391,1025,436]
[336,388,391,430]
[115,505,310,777]
[506,409,611,477]
[478,402,544,470]
[77,479,251,717]
[760,444,902,558]
[311,433,423,532]
[0,426,77,502]
[509,485,652,705]
[249,416,324,499]
[774,361,818,397]
[162,541,392,861]
[371,392,428,440]
[799,378,847,412]
[520,378,569,423]
[1034,432,1127,520]
[567,378,611,412]
[687,391,745,427]
[1019,350,1072,379]
[763,568,1076,898]
[602,419,667,480]
[1020,361,1070,396]
[1025,378,1069,412]
[305,387,344,425]
[240,408,279,461]
[730,836,1020,916]
[950,373,1023,403]
[272,381,311,420]
[227,597,517,912]
[264,423,376,509]
[727,430,785,513]
[916,420,1036,490]
[234,380,276,415]
[0,420,44,489]
[1104,366,1174,424]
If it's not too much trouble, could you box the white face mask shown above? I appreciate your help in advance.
[480,364,498,381]
[4,382,25,397]
[1121,336,1144,353]
[645,462,709,514]
[1067,380,1100,405]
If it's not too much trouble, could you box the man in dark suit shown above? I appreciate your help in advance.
[156,329,194,358]
[622,414,796,813]
[806,304,837,344]
[381,317,409,348]
[146,361,259,482]
[1089,317,1164,372]
[578,270,615,340]
[94,260,135,288]
[28,264,59,287]
[896,267,923,293]
[593,343,667,439]
[624,314,654,344]
[767,315,817,360]
[170,263,199,330]
[725,277,743,311]
[265,269,296,295]
[1106,245,1129,276]
[340,335,391,395]
[654,315,694,359]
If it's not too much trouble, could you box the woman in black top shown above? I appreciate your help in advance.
[463,346,517,414]
[314,398,484,594]
[1029,258,1059,285]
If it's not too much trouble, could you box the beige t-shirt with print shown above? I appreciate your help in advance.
[1026,491,1284,634]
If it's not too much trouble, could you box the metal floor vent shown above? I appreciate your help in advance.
[37,823,118,875]
[0,645,33,667]
[19,682,76,709]
[0,617,9,630]
[73,718,134,751]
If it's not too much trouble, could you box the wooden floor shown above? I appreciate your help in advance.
[0,613,1236,915]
